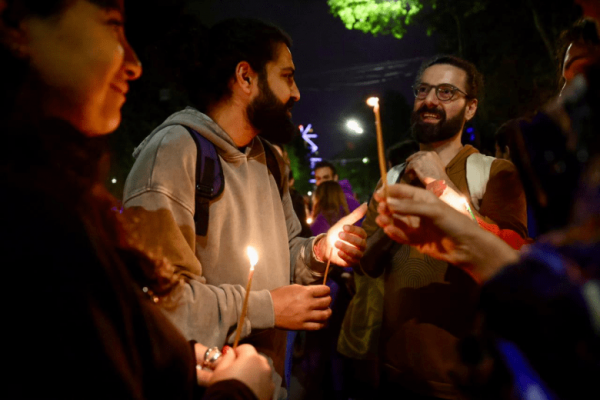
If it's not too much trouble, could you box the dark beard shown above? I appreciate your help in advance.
[410,104,466,144]
[247,76,299,145]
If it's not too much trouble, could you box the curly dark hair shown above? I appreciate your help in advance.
[415,55,484,101]
[191,18,292,110]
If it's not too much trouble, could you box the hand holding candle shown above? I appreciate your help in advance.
[318,203,368,269]
[425,179,478,223]
[461,198,478,222]
[233,246,259,349]
[367,97,388,199]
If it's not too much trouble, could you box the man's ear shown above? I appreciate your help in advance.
[334,174,339,181]
[234,61,257,95]
[465,98,478,122]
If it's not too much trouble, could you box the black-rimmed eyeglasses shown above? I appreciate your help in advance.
[412,83,470,102]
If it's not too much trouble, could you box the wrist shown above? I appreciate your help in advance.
[459,229,519,283]
[313,235,327,262]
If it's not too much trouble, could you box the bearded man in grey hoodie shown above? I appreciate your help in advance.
[122,19,367,398]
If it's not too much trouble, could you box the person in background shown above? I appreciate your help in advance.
[0,0,273,399]
[289,170,313,238]
[310,180,350,236]
[290,180,353,400]
[314,160,361,212]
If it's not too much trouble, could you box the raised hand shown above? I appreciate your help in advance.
[405,151,451,186]
[375,183,518,282]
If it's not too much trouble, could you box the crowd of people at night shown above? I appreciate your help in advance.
[1,0,599,399]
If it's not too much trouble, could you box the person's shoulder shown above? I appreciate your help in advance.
[490,157,519,175]
[154,125,196,153]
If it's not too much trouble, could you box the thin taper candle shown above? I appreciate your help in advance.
[462,198,478,223]
[367,97,388,198]
[323,247,334,285]
[233,246,258,349]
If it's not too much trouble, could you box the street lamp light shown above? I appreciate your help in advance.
[346,119,364,135]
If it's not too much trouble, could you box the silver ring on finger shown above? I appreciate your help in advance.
[201,346,222,370]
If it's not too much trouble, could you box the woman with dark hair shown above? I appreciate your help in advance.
[310,181,350,236]
[0,1,272,399]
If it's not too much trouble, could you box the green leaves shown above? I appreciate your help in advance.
[328,0,425,39]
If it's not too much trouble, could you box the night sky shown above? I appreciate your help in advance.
[188,0,435,159]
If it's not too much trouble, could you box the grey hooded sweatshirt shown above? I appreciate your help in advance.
[122,108,325,394]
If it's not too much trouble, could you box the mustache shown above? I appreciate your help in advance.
[416,104,445,118]
[285,98,296,111]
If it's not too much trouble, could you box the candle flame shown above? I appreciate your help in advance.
[366,97,379,107]
[247,246,258,270]
[457,196,472,213]
[307,217,313,225]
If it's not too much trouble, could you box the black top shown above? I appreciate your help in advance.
[1,121,257,400]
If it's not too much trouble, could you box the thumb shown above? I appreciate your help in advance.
[339,203,367,225]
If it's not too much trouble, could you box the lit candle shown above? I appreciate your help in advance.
[233,246,259,349]
[367,97,388,198]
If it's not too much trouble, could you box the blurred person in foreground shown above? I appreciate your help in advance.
[374,3,600,398]
[122,18,367,399]
[0,0,273,399]
[492,16,600,238]
[557,16,600,95]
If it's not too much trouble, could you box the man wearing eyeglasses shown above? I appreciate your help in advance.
[340,55,527,399]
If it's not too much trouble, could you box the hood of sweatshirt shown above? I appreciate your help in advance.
[132,107,253,163]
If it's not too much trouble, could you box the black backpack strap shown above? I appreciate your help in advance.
[262,140,285,199]
[182,126,224,236]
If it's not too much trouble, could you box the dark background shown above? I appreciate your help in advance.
[111,0,582,200]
